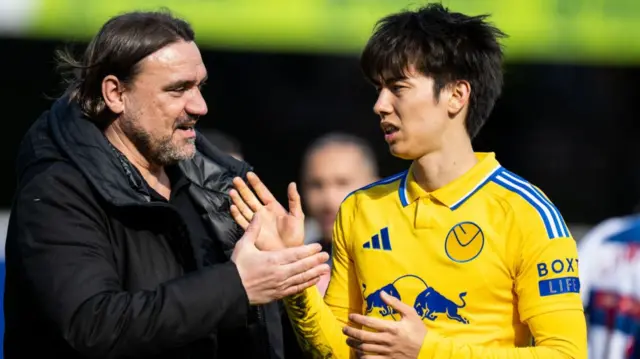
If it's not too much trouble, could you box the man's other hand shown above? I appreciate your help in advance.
[230,172,305,250]
[231,212,329,304]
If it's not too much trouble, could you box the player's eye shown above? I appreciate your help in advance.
[391,84,405,93]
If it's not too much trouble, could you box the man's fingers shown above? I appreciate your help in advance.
[287,182,305,218]
[281,276,321,297]
[380,291,415,318]
[238,211,261,246]
[246,172,281,209]
[281,262,330,289]
[280,250,329,276]
[232,176,264,212]
[230,205,250,230]
[281,253,329,279]
[348,314,393,333]
[229,189,255,222]
[276,243,323,263]
[356,355,384,359]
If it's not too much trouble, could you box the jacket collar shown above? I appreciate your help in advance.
[18,96,251,207]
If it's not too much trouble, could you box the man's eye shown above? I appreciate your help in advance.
[168,87,189,96]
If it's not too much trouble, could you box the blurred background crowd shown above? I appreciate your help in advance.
[1,0,639,357]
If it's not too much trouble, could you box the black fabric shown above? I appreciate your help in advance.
[4,96,285,359]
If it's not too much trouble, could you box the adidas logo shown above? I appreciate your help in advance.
[363,227,392,251]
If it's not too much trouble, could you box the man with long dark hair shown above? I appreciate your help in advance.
[3,10,329,359]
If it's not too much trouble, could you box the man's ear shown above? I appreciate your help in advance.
[447,80,471,118]
[102,75,125,115]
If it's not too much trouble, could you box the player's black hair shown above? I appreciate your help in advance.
[360,3,506,138]
[55,9,195,128]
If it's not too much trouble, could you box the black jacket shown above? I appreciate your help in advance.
[3,97,285,359]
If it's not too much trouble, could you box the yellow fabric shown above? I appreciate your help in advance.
[417,310,587,358]
[285,152,586,359]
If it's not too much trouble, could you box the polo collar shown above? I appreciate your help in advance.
[399,152,501,210]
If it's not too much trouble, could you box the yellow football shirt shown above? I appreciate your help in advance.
[285,152,587,359]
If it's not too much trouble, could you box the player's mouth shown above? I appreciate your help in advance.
[381,122,400,141]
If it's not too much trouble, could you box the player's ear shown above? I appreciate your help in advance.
[447,80,471,118]
[102,75,125,115]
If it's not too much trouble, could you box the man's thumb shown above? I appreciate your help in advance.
[243,211,262,244]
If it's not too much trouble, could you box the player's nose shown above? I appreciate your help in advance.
[373,90,393,117]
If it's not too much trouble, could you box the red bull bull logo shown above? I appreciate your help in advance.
[362,274,469,324]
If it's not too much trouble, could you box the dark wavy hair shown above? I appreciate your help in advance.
[55,9,195,127]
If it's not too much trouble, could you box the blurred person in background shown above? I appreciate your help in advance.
[3,10,330,359]
[200,129,244,161]
[229,3,587,358]
[578,206,640,359]
[281,133,379,358]
[300,132,379,295]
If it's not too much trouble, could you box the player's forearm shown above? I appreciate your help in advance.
[284,287,351,359]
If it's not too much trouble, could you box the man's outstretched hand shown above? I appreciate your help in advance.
[231,211,330,304]
[230,172,305,250]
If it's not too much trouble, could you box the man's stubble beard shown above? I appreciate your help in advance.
[120,114,196,167]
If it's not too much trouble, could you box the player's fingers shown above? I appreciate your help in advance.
[348,314,393,333]
[230,205,250,230]
[346,339,391,356]
[287,182,305,219]
[342,325,389,345]
[229,189,255,222]
[380,291,414,317]
[232,176,264,211]
[246,172,280,208]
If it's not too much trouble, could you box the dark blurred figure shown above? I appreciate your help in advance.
[200,129,244,161]
[300,132,379,294]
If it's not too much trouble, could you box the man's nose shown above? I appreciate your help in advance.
[187,88,208,116]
